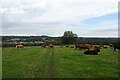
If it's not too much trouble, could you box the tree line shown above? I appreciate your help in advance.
[1,31,119,47]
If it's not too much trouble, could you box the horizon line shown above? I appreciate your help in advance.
[1,35,119,38]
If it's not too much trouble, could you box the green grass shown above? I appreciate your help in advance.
[0,48,2,78]
[2,46,119,78]
[7,38,26,41]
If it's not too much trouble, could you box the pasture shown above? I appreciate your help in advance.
[2,46,119,78]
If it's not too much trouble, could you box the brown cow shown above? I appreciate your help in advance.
[41,44,46,48]
[16,44,24,48]
[75,44,91,50]
[48,44,54,48]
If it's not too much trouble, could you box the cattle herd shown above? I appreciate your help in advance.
[15,43,120,55]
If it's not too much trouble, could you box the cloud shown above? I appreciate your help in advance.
[1,0,119,37]
[79,20,118,37]
[1,0,118,22]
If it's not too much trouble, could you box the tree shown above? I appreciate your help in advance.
[62,31,78,44]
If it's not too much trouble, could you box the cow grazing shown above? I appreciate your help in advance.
[48,44,54,48]
[84,48,100,55]
[75,44,91,50]
[16,44,24,48]
[113,43,120,51]
[41,44,46,48]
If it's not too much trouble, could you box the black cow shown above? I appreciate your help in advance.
[84,48,100,55]
[113,43,120,51]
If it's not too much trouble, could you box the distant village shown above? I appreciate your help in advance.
[1,35,119,47]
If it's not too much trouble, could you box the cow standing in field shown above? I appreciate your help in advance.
[113,43,120,51]
[48,44,54,48]
[75,44,91,50]
[16,44,24,48]
[84,48,100,55]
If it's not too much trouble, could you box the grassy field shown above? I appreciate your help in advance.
[7,38,26,41]
[0,48,2,78]
[2,46,119,78]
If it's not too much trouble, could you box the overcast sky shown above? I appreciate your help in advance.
[0,0,119,37]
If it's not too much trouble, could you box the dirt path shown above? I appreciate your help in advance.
[35,48,55,78]
[48,48,54,78]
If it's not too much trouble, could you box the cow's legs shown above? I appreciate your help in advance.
[114,47,116,51]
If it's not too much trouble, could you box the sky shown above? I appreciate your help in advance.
[0,0,119,37]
